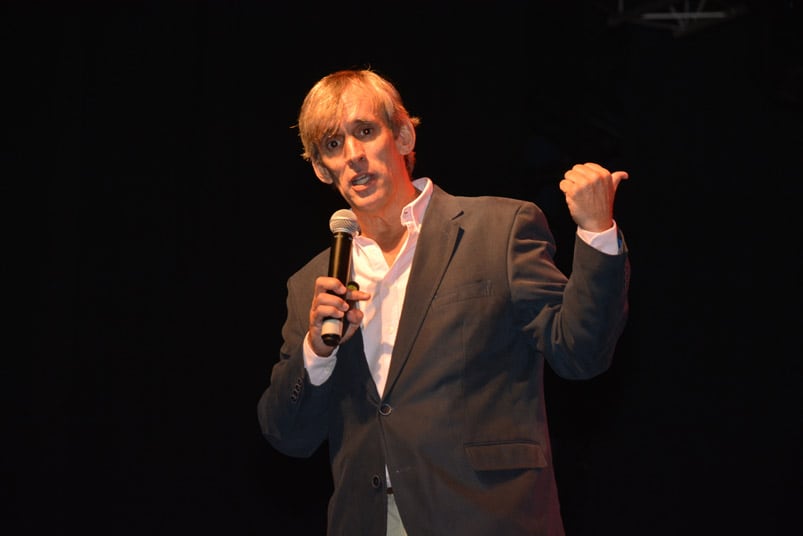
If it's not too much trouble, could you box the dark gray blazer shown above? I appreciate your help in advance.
[258,184,630,535]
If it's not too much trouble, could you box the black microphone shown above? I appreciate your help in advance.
[321,209,360,347]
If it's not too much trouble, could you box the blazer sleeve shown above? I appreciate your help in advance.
[511,202,630,379]
[256,251,333,458]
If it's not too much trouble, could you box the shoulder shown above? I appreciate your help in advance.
[287,248,329,287]
[431,185,546,225]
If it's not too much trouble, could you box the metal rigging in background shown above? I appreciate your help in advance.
[607,0,749,36]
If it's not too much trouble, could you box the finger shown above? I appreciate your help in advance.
[566,163,605,185]
[315,291,346,311]
[311,305,345,329]
[345,307,363,326]
[315,276,347,296]
[583,162,610,177]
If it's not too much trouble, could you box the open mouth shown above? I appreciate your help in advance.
[351,174,371,186]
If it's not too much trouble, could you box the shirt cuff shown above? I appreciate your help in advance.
[576,221,620,255]
[303,333,338,386]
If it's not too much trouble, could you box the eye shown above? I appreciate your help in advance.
[324,137,341,153]
[358,126,373,138]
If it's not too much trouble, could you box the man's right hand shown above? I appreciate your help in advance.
[308,276,369,356]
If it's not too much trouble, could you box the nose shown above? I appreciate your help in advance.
[343,136,365,166]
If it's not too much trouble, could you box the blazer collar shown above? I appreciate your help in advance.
[383,185,463,398]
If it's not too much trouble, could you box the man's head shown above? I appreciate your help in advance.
[296,69,422,217]
[297,69,420,176]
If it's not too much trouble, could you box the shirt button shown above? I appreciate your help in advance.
[371,474,382,489]
[379,403,392,416]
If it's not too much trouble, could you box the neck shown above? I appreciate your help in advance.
[358,211,408,252]
[357,181,418,253]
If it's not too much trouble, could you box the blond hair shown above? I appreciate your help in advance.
[297,69,421,174]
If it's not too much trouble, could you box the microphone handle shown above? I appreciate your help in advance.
[321,281,359,346]
[328,231,352,284]
[321,232,353,346]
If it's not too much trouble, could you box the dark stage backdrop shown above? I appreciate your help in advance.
[12,1,801,534]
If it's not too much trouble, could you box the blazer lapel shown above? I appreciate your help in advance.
[342,328,382,405]
[383,187,463,397]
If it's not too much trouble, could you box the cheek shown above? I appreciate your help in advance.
[319,160,342,182]
[371,141,398,166]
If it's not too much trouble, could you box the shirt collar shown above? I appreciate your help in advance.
[400,177,433,233]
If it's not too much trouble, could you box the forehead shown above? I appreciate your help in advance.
[337,86,381,123]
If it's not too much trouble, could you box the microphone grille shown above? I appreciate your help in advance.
[329,209,360,236]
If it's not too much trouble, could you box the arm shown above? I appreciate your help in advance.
[256,276,331,458]
[256,255,369,458]
[513,162,630,378]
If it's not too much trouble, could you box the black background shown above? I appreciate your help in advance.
[11,1,802,534]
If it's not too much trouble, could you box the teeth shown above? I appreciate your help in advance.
[352,175,369,186]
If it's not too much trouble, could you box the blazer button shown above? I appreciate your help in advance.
[371,474,382,489]
[379,403,392,416]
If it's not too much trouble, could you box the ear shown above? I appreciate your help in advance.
[312,160,334,184]
[395,119,416,155]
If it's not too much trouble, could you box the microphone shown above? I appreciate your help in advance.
[321,209,360,347]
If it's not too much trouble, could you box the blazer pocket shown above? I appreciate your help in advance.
[464,441,547,471]
[431,279,492,308]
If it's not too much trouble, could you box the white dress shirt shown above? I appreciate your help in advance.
[303,177,620,386]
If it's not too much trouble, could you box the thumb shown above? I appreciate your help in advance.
[611,170,629,190]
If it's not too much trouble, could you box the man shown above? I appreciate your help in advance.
[258,68,630,535]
